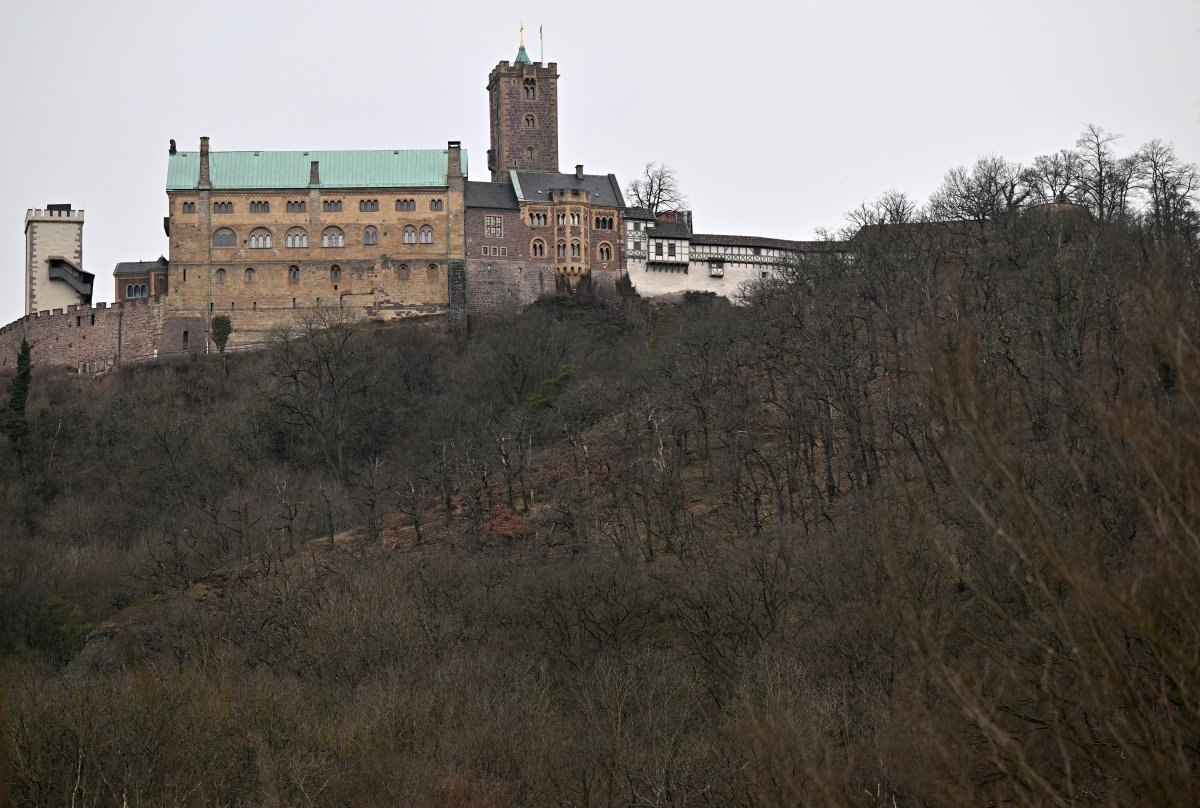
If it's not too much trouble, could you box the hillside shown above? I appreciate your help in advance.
[3,203,1200,805]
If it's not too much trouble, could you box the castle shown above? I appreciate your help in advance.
[3,37,833,372]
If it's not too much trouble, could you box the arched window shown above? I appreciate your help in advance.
[245,268,255,283]
[215,268,227,285]
[125,284,132,298]
[403,225,417,244]
[285,227,308,248]
[427,263,439,281]
[556,213,566,227]
[430,199,443,212]
[288,265,300,283]
[321,227,345,247]
[363,225,378,246]
[419,225,433,244]
[249,228,272,249]
[571,241,581,257]
[531,239,546,257]
[397,264,410,280]
[524,114,536,129]
[556,242,566,259]
[570,212,580,226]
[523,78,536,99]
[526,147,535,160]
[396,199,415,211]
[330,265,341,283]
[212,228,236,248]
[359,199,379,212]
[599,243,612,261]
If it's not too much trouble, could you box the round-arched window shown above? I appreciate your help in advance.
[321,227,345,248]
[215,268,227,284]
[249,228,272,249]
[212,228,236,248]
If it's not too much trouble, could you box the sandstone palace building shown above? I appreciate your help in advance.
[3,37,833,370]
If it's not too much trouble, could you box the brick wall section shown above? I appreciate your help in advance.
[0,298,165,373]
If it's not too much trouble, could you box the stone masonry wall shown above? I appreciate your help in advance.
[0,297,164,374]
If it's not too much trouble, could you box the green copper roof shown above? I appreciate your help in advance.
[165,148,467,191]
[515,44,532,64]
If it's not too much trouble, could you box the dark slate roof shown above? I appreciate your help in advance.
[465,181,519,210]
[691,233,841,251]
[624,206,656,221]
[514,171,625,208]
[113,256,168,277]
[644,219,692,239]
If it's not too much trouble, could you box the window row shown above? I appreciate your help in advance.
[212,225,433,248]
[210,263,441,286]
[189,198,444,215]
[481,246,509,257]
[528,239,614,260]
[125,283,150,298]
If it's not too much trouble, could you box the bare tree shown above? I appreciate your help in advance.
[624,162,686,216]
[927,155,1028,222]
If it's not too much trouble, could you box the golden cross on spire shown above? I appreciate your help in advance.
[520,20,526,48]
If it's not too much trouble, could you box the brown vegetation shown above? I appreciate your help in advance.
[1,130,1198,805]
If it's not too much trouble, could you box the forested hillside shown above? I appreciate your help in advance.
[2,131,1198,805]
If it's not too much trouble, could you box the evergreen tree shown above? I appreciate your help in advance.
[1,338,32,443]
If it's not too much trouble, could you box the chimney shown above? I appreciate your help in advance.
[309,160,320,186]
[198,136,211,188]
[447,141,462,179]
[575,164,584,180]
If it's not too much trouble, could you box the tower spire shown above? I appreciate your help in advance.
[515,20,532,64]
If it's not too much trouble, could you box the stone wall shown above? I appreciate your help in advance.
[488,61,559,179]
[0,298,164,374]
[464,258,556,315]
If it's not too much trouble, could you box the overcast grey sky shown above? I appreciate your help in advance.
[1,0,1197,325]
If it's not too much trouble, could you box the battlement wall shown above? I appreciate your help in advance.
[0,297,164,374]
[25,208,86,223]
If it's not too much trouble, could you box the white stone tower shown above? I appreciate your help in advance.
[25,204,92,315]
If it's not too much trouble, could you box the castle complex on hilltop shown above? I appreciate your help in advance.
[4,37,837,373]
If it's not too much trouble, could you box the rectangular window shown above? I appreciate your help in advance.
[667,242,676,257]
[485,215,503,238]
[482,246,489,256]
[500,247,508,256]
[655,243,663,257]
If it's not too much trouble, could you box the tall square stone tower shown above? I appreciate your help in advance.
[24,204,92,314]
[487,40,559,182]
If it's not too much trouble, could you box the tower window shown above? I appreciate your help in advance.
[524,114,535,129]
[571,242,581,258]
[599,243,612,261]
[526,147,535,160]
[556,242,566,259]
[182,330,189,349]
[523,78,536,99]
[556,213,566,227]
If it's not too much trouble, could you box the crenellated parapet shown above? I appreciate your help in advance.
[0,296,166,373]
